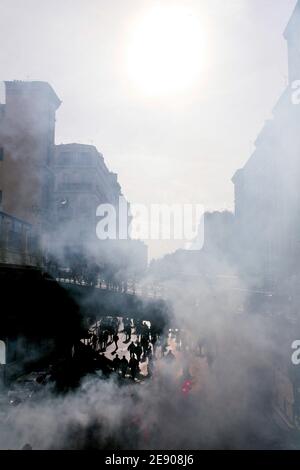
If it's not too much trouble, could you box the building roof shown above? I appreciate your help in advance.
[54,142,123,198]
[55,142,104,157]
[4,81,62,109]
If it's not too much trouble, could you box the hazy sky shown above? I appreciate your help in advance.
[0,0,297,258]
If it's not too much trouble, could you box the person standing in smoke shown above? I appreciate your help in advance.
[142,322,150,340]
[92,334,98,351]
[206,350,215,370]
[135,319,142,341]
[147,354,155,378]
[150,333,158,353]
[113,354,121,373]
[161,337,169,357]
[128,341,136,359]
[135,342,142,362]
[123,317,132,341]
[120,356,129,378]
[113,332,119,351]
[113,317,120,334]
[103,330,109,350]
[127,324,132,341]
[141,335,149,357]
[129,356,139,381]
[145,344,153,360]
[175,329,181,350]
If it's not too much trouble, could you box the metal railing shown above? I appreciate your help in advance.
[57,182,92,192]
[0,211,38,266]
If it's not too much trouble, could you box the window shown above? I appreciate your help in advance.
[60,152,72,166]
[0,148,3,161]
[78,152,92,166]
[13,220,22,234]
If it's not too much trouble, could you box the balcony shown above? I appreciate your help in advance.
[0,212,39,266]
[57,182,93,192]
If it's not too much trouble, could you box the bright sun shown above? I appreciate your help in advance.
[127,5,207,97]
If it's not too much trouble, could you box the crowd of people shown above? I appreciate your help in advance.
[88,316,171,381]
[86,316,217,385]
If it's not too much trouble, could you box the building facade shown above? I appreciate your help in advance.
[0,81,61,264]
[232,1,300,288]
[0,81,147,273]
[52,143,124,255]
[51,143,148,279]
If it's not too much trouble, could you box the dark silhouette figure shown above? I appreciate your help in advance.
[135,320,142,341]
[142,322,150,340]
[113,333,119,351]
[112,354,121,373]
[145,344,153,360]
[128,341,136,359]
[161,338,169,357]
[103,330,109,350]
[206,351,215,369]
[125,325,131,342]
[129,356,139,381]
[148,355,155,378]
[151,333,158,350]
[135,342,142,362]
[141,336,149,355]
[120,356,129,378]
[92,334,98,350]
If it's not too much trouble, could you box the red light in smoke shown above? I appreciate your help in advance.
[181,380,192,395]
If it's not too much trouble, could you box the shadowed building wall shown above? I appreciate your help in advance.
[0,81,61,253]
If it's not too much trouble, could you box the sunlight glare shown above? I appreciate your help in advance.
[127,5,207,96]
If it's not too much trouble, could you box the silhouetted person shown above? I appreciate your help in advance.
[151,334,158,350]
[113,333,119,351]
[141,336,149,355]
[175,330,181,350]
[142,322,150,340]
[145,344,153,360]
[161,338,169,357]
[125,325,131,341]
[135,320,142,341]
[113,354,121,373]
[128,341,136,359]
[120,356,129,378]
[129,356,139,380]
[135,342,142,361]
[98,330,104,350]
[148,355,155,378]
[92,334,98,350]
[206,351,215,369]
[103,330,109,350]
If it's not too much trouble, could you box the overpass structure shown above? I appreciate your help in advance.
[0,263,172,381]
[61,282,171,329]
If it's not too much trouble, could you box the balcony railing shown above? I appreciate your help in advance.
[0,211,38,266]
[57,182,92,192]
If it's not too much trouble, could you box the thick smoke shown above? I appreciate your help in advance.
[0,263,290,450]
[1,1,300,451]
